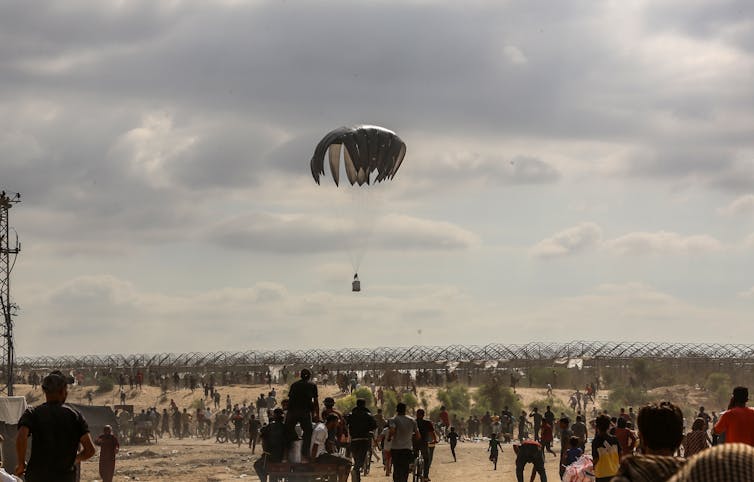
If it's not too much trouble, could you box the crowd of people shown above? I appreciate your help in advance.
[248,371,754,482]
[10,369,754,482]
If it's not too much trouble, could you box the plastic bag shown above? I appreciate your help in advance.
[562,454,595,482]
[0,468,21,482]
[594,441,620,478]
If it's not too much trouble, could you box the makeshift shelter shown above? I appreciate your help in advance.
[68,404,118,441]
[0,396,28,470]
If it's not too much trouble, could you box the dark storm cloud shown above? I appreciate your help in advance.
[0,1,662,138]
[2,0,753,253]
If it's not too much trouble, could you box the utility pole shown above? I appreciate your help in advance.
[0,191,21,396]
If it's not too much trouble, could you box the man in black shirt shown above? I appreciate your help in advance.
[254,408,287,482]
[346,399,377,482]
[16,370,96,482]
[415,409,438,481]
[284,368,319,460]
[529,407,543,441]
[544,406,555,427]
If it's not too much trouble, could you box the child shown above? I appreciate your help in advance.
[448,426,459,462]
[488,433,504,470]
[565,436,583,466]
[592,414,621,482]
[377,426,392,477]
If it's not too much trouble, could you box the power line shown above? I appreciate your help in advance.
[0,190,21,396]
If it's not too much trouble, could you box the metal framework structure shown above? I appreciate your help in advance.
[15,341,754,371]
[0,191,21,395]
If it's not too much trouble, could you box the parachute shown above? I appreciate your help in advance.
[310,125,406,186]
[310,125,407,291]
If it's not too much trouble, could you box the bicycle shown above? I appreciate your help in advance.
[411,451,425,482]
[216,426,229,443]
[361,436,373,476]
[230,428,248,445]
[197,421,210,440]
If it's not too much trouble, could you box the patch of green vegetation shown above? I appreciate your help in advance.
[96,376,115,393]
[473,380,522,416]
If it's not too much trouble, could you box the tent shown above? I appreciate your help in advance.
[0,396,28,470]
[68,404,118,440]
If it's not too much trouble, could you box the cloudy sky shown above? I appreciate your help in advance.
[2,0,754,356]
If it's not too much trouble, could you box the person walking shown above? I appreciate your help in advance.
[540,419,557,458]
[346,398,377,482]
[558,417,573,480]
[415,409,438,481]
[592,414,621,482]
[529,408,543,441]
[682,418,711,457]
[448,427,459,462]
[378,426,392,477]
[232,409,245,447]
[488,433,504,470]
[572,415,588,451]
[94,425,119,482]
[614,417,636,458]
[248,414,261,453]
[388,402,420,482]
[15,370,96,482]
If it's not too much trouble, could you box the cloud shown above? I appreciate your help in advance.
[745,234,754,249]
[526,282,719,337]
[718,194,754,216]
[47,275,139,313]
[209,211,479,253]
[530,223,603,258]
[411,153,561,188]
[503,45,528,65]
[605,231,724,255]
[3,0,754,353]
[376,213,480,250]
[738,286,754,299]
[17,274,483,355]
[532,224,725,258]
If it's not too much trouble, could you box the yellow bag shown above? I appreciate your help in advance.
[594,440,620,478]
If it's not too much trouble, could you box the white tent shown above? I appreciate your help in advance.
[0,397,28,470]
[0,397,27,424]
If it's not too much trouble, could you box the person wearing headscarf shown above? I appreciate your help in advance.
[668,443,754,482]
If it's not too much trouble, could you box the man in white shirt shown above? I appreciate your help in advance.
[311,414,352,481]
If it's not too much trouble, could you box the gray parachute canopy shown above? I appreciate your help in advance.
[310,125,406,186]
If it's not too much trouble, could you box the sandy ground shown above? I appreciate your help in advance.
[15,383,590,481]
[77,436,563,482]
